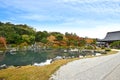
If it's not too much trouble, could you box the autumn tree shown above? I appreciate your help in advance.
[0,37,7,49]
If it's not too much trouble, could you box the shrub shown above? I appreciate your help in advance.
[110,41,120,49]
[85,45,94,50]
[105,48,111,52]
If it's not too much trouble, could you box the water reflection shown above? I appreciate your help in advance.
[0,48,82,68]
[0,50,48,67]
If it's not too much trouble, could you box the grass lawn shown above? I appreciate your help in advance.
[0,58,78,80]
[0,50,118,80]
[107,51,118,55]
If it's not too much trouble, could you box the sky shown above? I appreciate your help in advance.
[0,0,120,39]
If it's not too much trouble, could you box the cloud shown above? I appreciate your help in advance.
[76,25,120,39]
[33,17,120,39]
[58,0,120,14]
[1,0,119,17]
[1,0,120,21]
[62,24,120,39]
[0,0,59,12]
[59,0,120,3]
[0,0,120,39]
[20,14,58,21]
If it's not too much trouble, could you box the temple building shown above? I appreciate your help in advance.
[98,31,120,47]
[100,31,120,43]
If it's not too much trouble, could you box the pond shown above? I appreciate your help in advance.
[0,49,66,68]
[0,48,84,69]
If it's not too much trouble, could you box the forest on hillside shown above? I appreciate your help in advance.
[0,22,96,48]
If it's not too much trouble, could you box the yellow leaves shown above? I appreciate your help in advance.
[85,38,94,44]
[47,35,56,42]
[19,42,28,47]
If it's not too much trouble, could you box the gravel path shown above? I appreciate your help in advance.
[50,52,120,80]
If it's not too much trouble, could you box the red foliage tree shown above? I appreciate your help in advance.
[0,37,7,49]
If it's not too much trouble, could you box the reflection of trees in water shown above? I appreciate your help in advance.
[0,49,82,67]
[0,51,48,66]
[0,51,6,62]
[0,54,4,62]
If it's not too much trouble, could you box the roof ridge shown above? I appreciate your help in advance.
[108,31,120,33]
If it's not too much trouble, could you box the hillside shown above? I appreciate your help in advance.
[0,22,95,48]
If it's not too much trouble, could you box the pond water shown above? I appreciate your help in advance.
[0,49,65,68]
[0,48,83,69]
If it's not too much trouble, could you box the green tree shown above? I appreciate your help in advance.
[22,35,35,44]
[35,31,49,43]
[41,38,48,44]
[56,34,63,41]
[0,22,36,45]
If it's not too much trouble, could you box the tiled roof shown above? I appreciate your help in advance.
[100,31,120,42]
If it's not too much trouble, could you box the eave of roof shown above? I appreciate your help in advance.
[98,31,120,42]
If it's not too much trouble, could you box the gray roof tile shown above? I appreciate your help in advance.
[102,31,120,41]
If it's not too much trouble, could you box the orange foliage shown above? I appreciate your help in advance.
[53,41,67,46]
[46,34,92,47]
[85,38,94,44]
[47,35,56,42]
[0,37,7,48]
